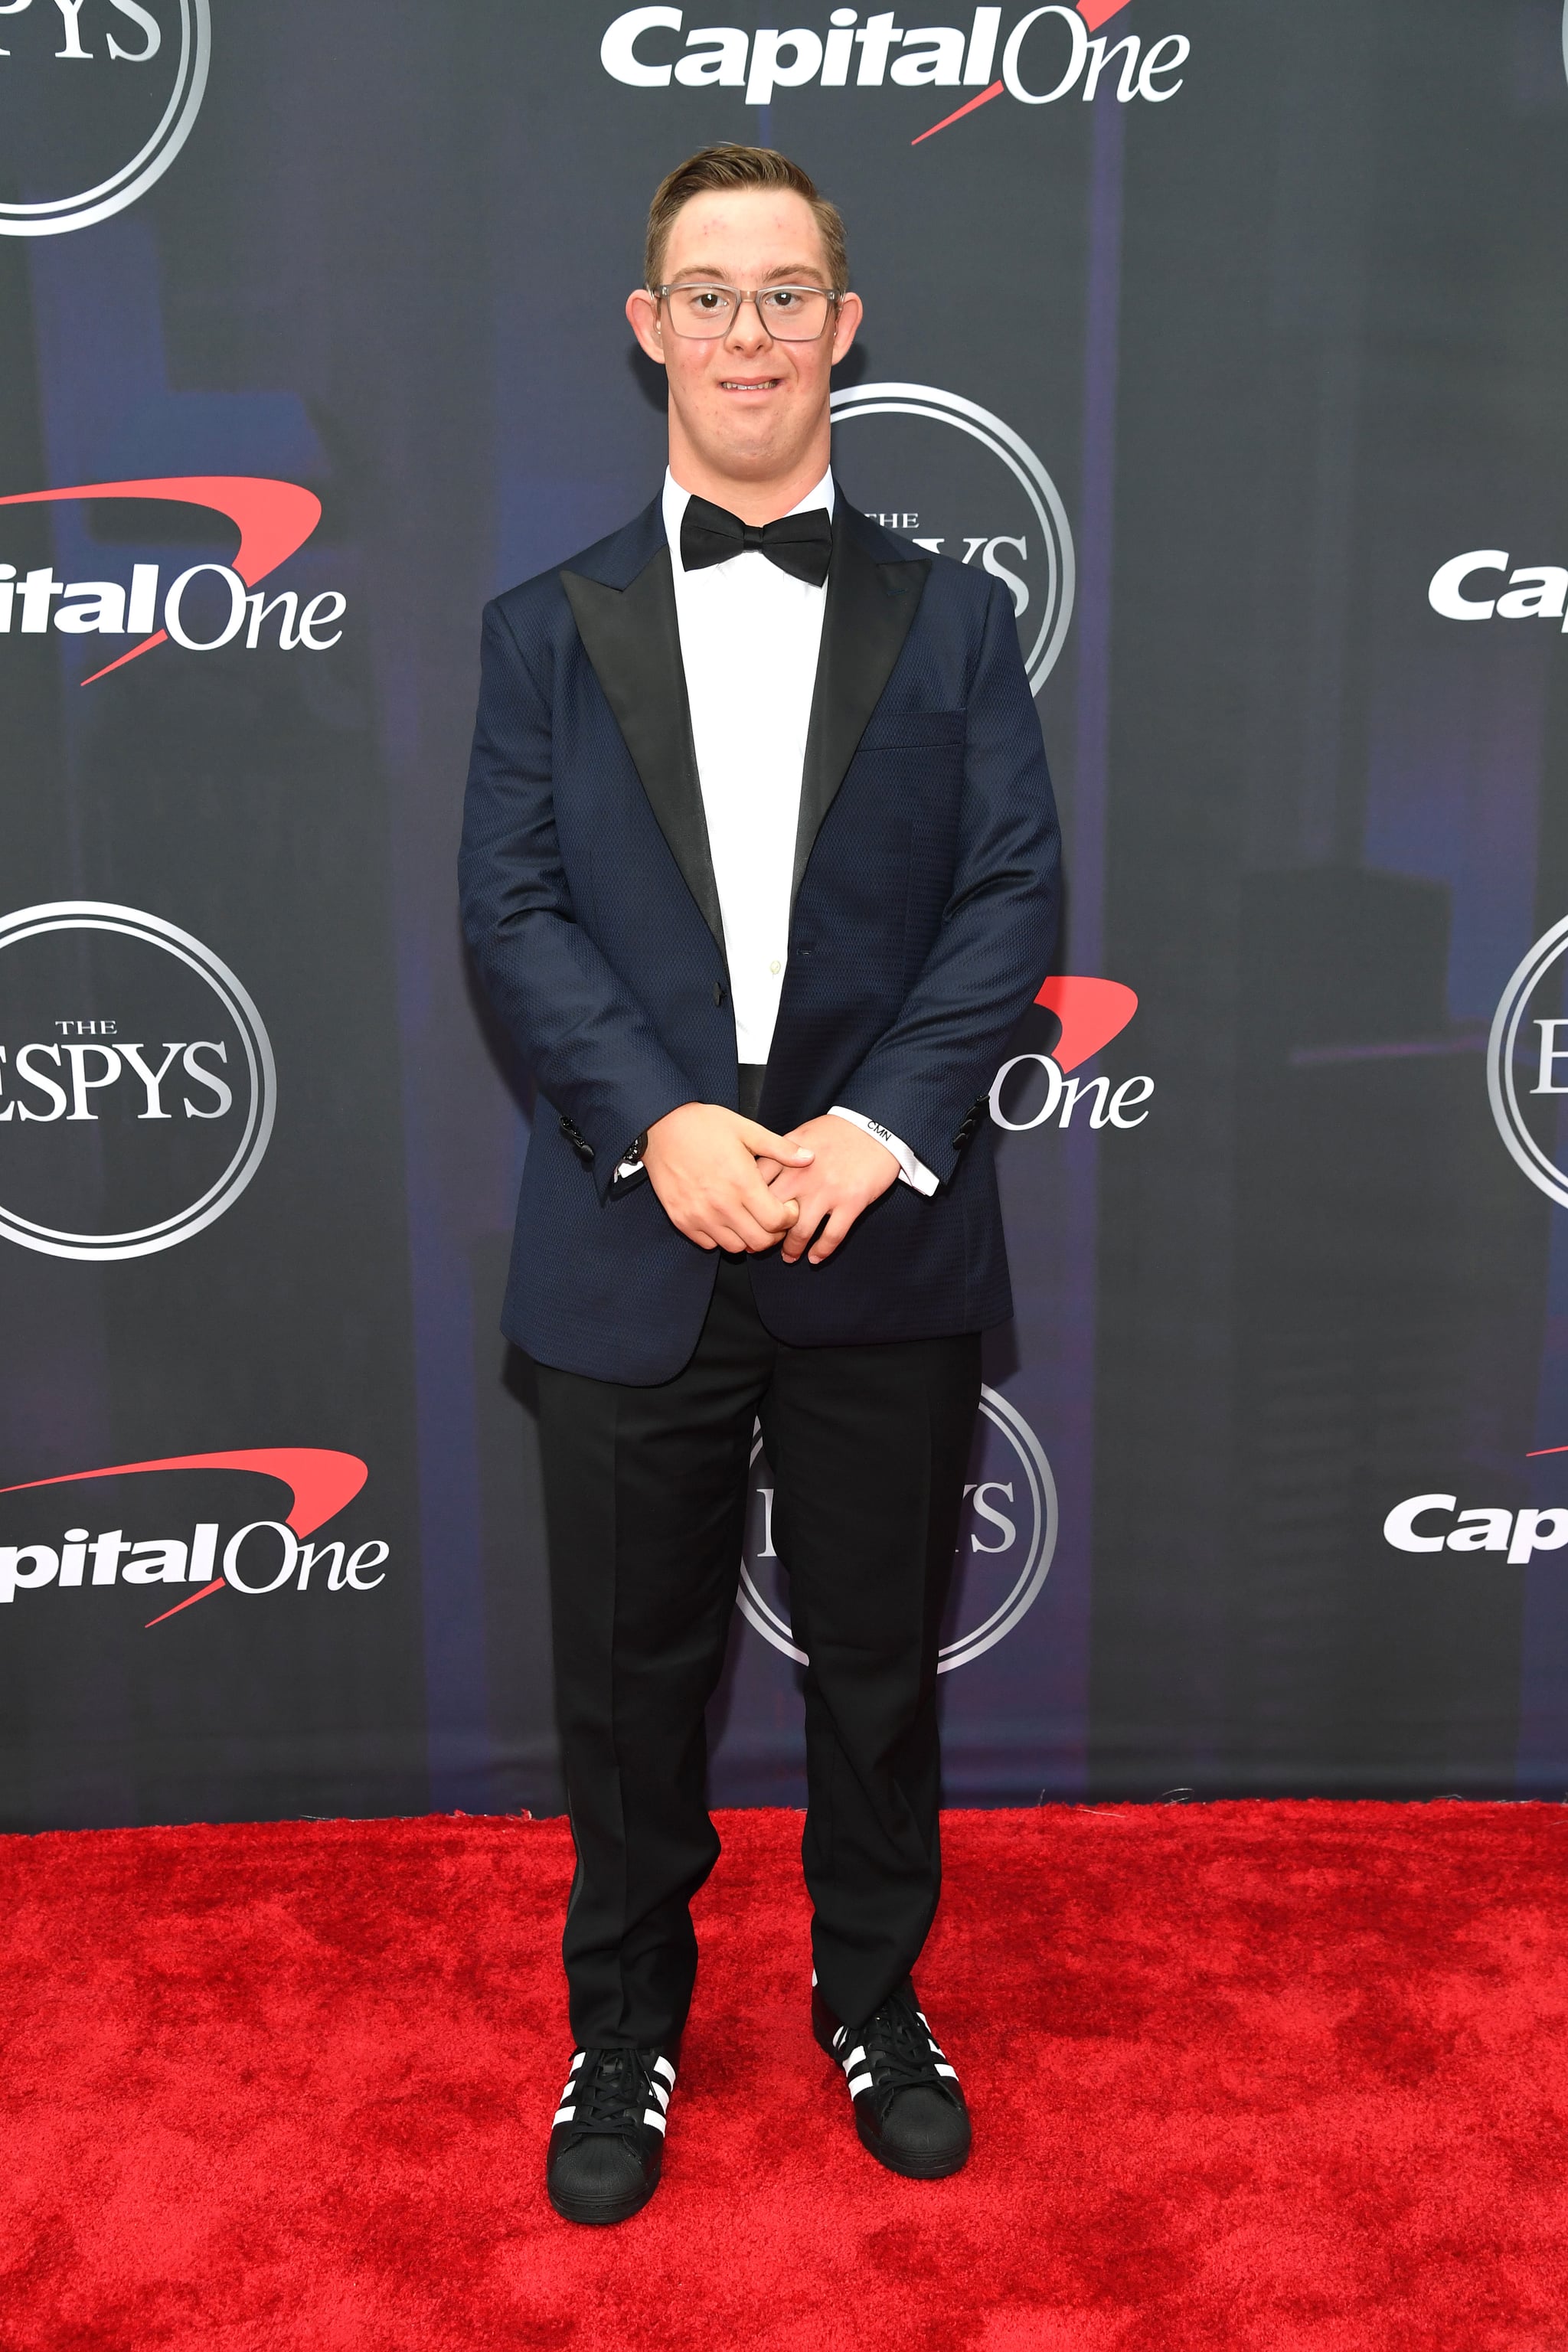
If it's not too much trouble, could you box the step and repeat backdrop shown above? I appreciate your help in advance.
[4,0,1568,1828]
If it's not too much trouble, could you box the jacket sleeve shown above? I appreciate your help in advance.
[833,578,1062,1185]
[458,596,697,1198]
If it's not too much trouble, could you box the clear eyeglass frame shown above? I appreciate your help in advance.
[653,283,842,342]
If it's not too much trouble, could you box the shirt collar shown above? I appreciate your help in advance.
[664,466,835,578]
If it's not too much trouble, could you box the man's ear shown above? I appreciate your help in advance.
[626,289,667,366]
[831,292,864,367]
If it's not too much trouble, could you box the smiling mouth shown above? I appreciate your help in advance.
[719,377,782,392]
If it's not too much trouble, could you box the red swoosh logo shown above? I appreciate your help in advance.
[1034,976,1138,1071]
[0,476,322,686]
[0,1449,366,1628]
[911,81,1004,142]
[913,0,1135,141]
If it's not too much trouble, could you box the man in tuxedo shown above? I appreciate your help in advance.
[460,143,1059,2225]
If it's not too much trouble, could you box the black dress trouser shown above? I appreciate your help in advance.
[534,1246,982,2050]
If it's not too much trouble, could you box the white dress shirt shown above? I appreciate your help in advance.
[662,468,936,1196]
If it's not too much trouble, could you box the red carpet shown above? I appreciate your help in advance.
[2,1802,1566,2350]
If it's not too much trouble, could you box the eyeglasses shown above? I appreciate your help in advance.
[654,283,841,342]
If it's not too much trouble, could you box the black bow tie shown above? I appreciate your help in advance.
[679,495,833,588]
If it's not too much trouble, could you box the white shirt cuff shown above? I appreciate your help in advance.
[827,1106,939,1196]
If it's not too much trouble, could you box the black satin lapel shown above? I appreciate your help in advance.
[562,550,724,955]
[792,513,930,903]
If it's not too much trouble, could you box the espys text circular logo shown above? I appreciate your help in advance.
[831,383,1074,691]
[1489,916,1568,1210]
[0,0,209,240]
[0,902,274,1260]
[739,1385,1057,1673]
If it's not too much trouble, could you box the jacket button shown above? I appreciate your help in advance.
[713,982,725,1006]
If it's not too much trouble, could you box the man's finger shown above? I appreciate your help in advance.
[727,1209,787,1253]
[782,1209,828,1265]
[807,1207,853,1265]
[737,1119,813,1164]
[746,1191,800,1232]
[743,1183,802,1234]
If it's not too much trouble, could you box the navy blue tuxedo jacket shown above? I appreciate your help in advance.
[459,488,1060,1384]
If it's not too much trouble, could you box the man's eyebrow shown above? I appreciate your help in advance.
[664,263,828,285]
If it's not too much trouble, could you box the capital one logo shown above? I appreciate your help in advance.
[602,3,1187,136]
[1385,1435,1568,1566]
[740,1388,1057,1671]
[0,902,275,1260]
[991,975,1152,1132]
[0,0,208,238]
[0,478,341,686]
[0,1449,386,1624]
[831,384,1073,689]
[1487,917,1568,1210]
[1429,551,1568,633]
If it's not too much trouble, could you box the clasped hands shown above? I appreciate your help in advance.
[641,1102,900,1265]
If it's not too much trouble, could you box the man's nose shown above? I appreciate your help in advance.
[724,294,773,352]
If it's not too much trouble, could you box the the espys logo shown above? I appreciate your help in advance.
[740,1388,1057,1673]
[0,1,209,239]
[1488,917,1568,1212]
[1429,551,1568,633]
[0,1449,386,1626]
[991,974,1152,1131]
[832,384,1073,691]
[0,477,341,686]
[602,3,1188,138]
[0,901,275,1261]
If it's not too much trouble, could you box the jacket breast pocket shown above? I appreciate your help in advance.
[857,708,965,755]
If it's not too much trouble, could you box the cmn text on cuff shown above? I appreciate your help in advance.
[826,1106,939,1196]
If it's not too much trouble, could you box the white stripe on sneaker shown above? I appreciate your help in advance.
[653,2056,676,2086]
[935,2063,958,2079]
[651,2082,670,2110]
[552,2105,576,2127]
[642,2107,668,2134]
[847,2071,874,2097]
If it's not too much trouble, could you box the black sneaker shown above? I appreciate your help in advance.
[546,2044,677,2225]
[813,1977,972,2179]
